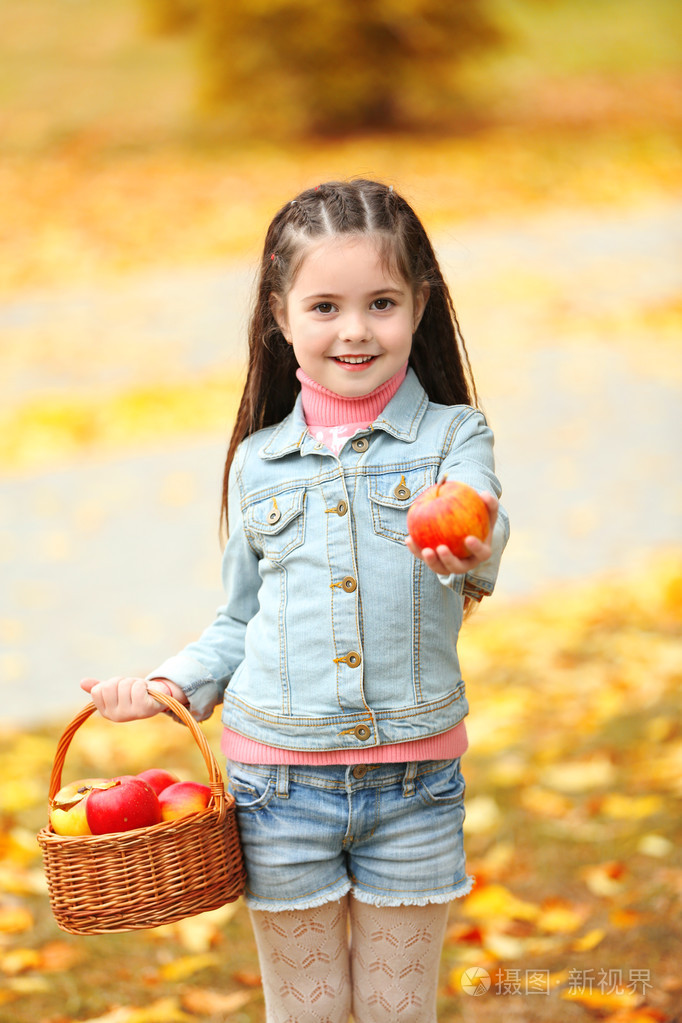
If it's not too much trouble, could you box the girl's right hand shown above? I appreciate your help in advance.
[80,676,185,722]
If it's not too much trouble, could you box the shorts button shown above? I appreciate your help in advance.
[353,724,371,741]
[351,437,369,452]
[352,765,368,779]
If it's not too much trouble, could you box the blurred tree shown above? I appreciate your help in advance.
[142,0,505,137]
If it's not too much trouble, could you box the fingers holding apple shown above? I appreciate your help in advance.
[406,480,498,575]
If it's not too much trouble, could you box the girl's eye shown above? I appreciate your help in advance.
[314,302,335,314]
[371,298,394,311]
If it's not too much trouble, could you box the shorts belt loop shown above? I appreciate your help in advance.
[276,764,290,799]
[402,761,418,797]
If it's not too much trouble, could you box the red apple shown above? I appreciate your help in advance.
[136,768,180,796]
[85,776,161,835]
[158,781,212,822]
[49,778,117,837]
[407,478,490,559]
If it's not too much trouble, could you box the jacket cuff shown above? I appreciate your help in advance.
[147,654,222,722]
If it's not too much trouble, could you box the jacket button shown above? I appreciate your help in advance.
[267,507,281,524]
[334,650,362,668]
[335,500,348,516]
[341,576,357,592]
[394,484,411,500]
[351,437,369,452]
[352,765,368,778]
[353,724,371,741]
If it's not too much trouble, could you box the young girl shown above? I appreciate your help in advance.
[82,179,509,1022]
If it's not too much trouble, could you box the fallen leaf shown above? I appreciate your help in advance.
[605,1010,669,1022]
[600,793,664,819]
[180,988,252,1014]
[536,898,588,934]
[159,954,219,983]
[519,786,574,818]
[82,999,193,1023]
[636,834,673,858]
[543,756,616,792]
[461,883,540,923]
[0,948,41,975]
[0,904,34,933]
[572,927,606,951]
[154,902,239,952]
[609,908,643,929]
[462,795,501,834]
[39,940,87,972]
[232,969,262,988]
[581,861,627,897]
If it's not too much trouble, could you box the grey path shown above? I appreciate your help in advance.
[1,201,681,725]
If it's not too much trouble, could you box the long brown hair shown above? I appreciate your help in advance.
[221,178,479,535]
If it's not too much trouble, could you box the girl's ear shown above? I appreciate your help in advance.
[269,293,290,342]
[413,284,430,332]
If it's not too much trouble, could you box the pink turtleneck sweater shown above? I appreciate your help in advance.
[221,364,468,764]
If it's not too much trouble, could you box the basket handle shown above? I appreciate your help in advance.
[47,691,226,819]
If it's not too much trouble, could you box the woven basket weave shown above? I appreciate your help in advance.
[37,692,246,935]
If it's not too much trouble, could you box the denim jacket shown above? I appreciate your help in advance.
[153,369,509,752]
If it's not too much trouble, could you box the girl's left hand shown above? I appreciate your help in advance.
[406,492,498,576]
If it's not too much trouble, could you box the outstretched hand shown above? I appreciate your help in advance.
[406,491,498,576]
[80,676,184,722]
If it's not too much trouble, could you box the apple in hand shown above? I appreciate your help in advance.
[49,778,117,836]
[158,781,212,822]
[85,776,162,835]
[136,768,180,796]
[407,477,490,559]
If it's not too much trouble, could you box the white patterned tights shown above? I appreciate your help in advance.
[249,895,449,1022]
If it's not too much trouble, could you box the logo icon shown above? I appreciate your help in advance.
[461,967,491,996]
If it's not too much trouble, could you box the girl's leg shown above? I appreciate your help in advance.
[249,895,351,1023]
[349,897,449,1022]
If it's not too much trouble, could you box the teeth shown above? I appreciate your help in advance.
[336,355,374,364]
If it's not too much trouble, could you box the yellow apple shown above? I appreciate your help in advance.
[49,777,116,836]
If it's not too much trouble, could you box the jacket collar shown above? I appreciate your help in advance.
[259,368,429,460]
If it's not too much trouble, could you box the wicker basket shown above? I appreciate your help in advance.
[37,691,246,935]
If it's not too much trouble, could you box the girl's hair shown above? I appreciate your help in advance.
[221,178,479,533]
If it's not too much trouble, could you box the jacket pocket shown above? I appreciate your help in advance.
[243,488,306,561]
[416,758,466,807]
[367,466,436,544]
[226,762,276,812]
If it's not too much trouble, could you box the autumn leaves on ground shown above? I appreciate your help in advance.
[1,559,681,1022]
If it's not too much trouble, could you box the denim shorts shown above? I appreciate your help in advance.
[226,757,474,912]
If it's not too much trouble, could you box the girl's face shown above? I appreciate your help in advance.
[271,235,428,397]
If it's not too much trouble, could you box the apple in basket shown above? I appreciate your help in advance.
[136,768,180,796]
[49,778,118,837]
[85,775,162,835]
[158,781,212,822]
[406,477,490,559]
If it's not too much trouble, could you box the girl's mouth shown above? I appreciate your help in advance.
[333,355,376,367]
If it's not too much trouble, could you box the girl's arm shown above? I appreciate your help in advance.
[80,676,188,722]
[407,409,509,589]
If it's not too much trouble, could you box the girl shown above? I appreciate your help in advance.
[82,179,509,1022]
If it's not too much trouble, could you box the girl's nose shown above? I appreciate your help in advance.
[339,311,371,343]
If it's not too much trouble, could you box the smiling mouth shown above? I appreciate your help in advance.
[333,355,376,364]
